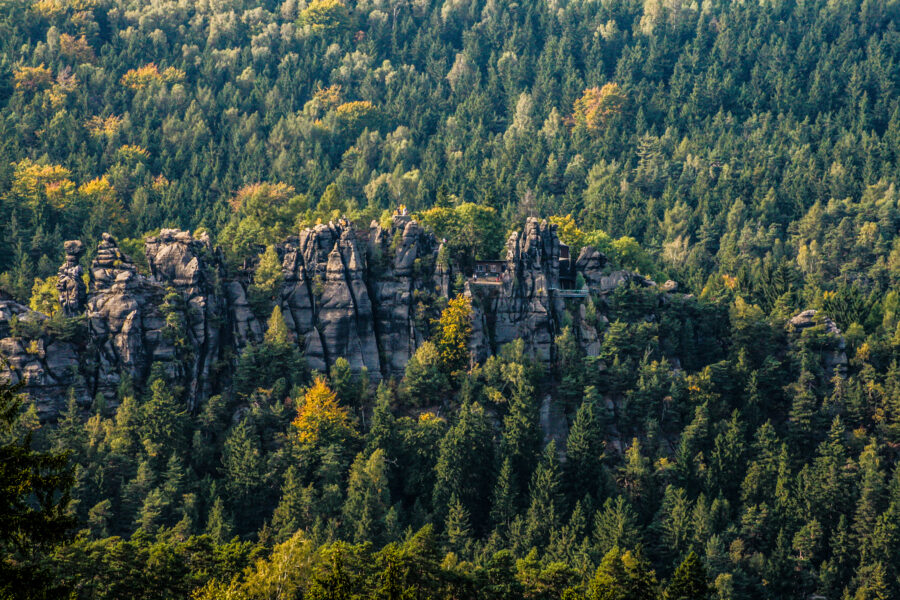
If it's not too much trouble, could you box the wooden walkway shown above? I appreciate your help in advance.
[550,288,589,298]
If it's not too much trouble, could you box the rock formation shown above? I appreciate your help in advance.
[56,240,87,316]
[145,229,226,407]
[0,217,685,417]
[788,309,849,377]
[86,234,169,398]
[0,296,82,418]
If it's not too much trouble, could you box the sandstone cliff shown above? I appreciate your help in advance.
[0,217,678,417]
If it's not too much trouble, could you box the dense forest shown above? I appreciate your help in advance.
[5,0,900,598]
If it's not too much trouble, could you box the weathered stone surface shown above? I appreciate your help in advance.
[367,215,438,376]
[145,229,226,407]
[0,299,82,418]
[0,219,672,418]
[469,218,566,362]
[789,309,848,377]
[86,236,165,396]
[57,240,87,316]
[576,246,654,295]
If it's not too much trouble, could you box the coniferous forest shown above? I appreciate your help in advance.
[6,0,900,598]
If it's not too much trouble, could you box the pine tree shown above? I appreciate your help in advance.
[366,382,397,455]
[271,465,313,542]
[222,419,265,527]
[587,546,659,600]
[500,376,541,501]
[708,411,745,502]
[264,304,291,344]
[52,390,86,460]
[491,457,518,532]
[87,499,112,538]
[253,244,284,297]
[432,401,494,531]
[0,379,75,597]
[853,441,886,546]
[140,377,187,458]
[788,370,820,453]
[593,496,641,558]
[136,487,167,533]
[619,438,652,514]
[403,341,450,403]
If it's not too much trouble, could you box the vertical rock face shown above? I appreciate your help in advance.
[57,240,87,316]
[470,218,567,362]
[279,216,439,379]
[280,222,349,373]
[145,229,225,407]
[315,226,381,375]
[0,217,688,418]
[86,234,167,397]
[368,214,439,377]
[0,295,82,418]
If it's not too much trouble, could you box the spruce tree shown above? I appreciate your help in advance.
[444,495,472,556]
[490,457,518,532]
[342,449,390,545]
[524,441,562,550]
[665,552,710,600]
[432,401,494,531]
[0,380,74,598]
[500,376,542,500]
[272,465,312,542]
[593,496,641,558]
[205,496,233,544]
[566,389,605,502]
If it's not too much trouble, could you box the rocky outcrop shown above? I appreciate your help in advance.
[279,216,439,379]
[279,221,379,375]
[145,229,226,407]
[367,214,438,375]
[482,218,567,362]
[788,309,848,377]
[0,298,83,418]
[86,234,169,398]
[0,217,677,417]
[576,246,653,295]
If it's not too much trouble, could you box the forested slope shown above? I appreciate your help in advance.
[3,0,900,599]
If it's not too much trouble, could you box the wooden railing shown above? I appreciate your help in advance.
[550,288,589,298]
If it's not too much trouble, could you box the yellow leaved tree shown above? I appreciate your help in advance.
[121,63,185,90]
[435,295,473,375]
[29,276,60,317]
[292,377,354,446]
[13,65,52,92]
[572,83,626,132]
[11,159,76,211]
[549,214,586,254]
[299,0,350,32]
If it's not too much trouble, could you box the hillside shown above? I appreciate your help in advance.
[3,1,900,599]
